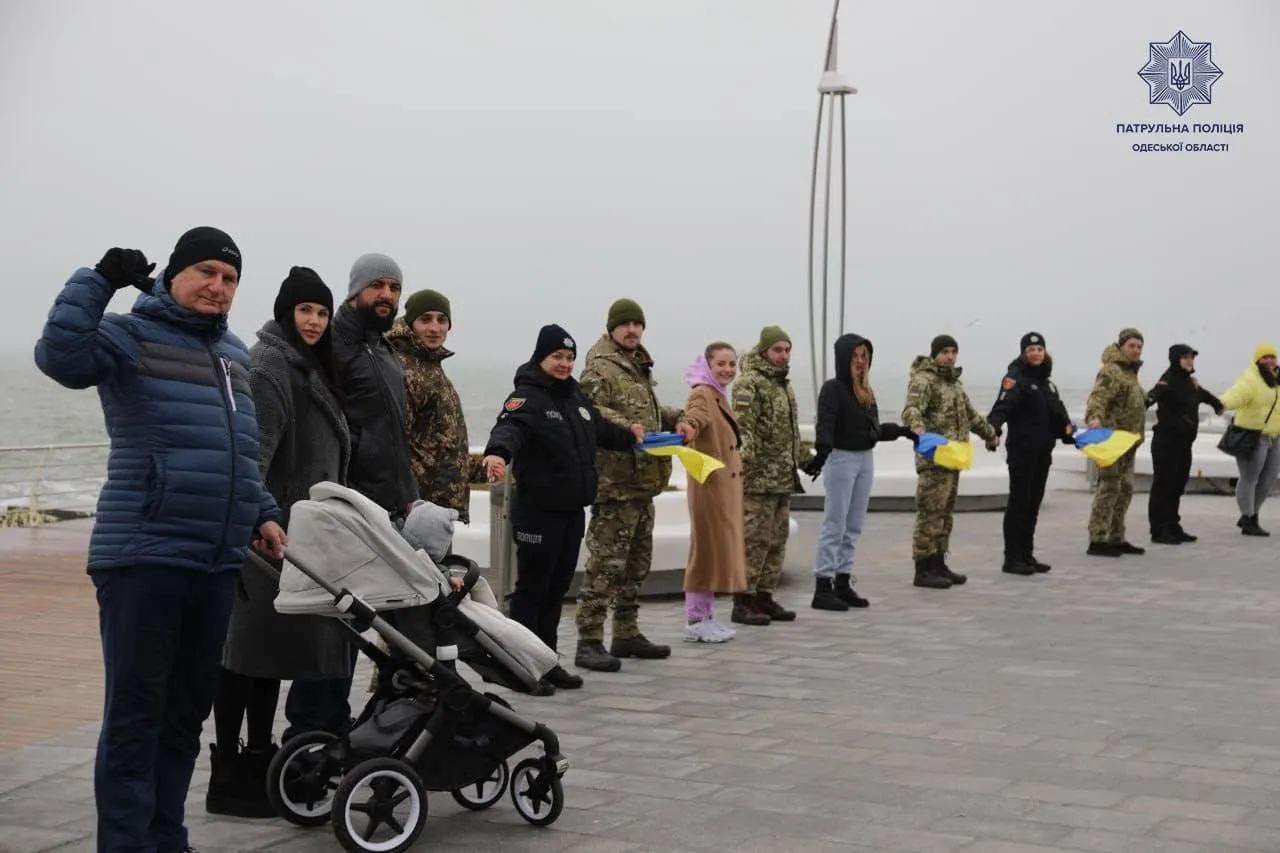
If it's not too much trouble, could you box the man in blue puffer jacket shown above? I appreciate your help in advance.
[34,227,286,853]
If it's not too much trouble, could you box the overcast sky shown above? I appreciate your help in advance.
[1,0,1275,397]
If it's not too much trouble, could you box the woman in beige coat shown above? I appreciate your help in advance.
[681,342,749,643]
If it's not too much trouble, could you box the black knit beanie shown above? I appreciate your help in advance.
[532,324,577,363]
[273,266,333,323]
[1020,331,1046,352]
[163,226,241,284]
[930,334,958,358]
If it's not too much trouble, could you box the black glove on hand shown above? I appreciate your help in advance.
[801,458,823,481]
[94,248,156,293]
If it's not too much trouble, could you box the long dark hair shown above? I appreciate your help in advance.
[279,310,344,405]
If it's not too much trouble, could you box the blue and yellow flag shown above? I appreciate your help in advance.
[1072,427,1141,468]
[915,432,974,471]
[639,432,725,484]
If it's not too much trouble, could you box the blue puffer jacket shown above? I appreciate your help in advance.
[34,268,279,573]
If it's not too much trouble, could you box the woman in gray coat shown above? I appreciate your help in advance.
[206,267,352,818]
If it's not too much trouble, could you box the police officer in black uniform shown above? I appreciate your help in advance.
[1146,343,1223,544]
[481,324,643,693]
[987,332,1076,575]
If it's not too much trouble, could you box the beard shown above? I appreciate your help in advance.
[355,301,396,333]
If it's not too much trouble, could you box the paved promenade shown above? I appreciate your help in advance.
[3,492,1280,852]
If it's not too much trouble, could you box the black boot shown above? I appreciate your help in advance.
[1150,527,1183,545]
[811,577,850,611]
[1087,541,1121,557]
[1002,553,1036,575]
[935,555,967,585]
[205,743,276,819]
[610,633,672,659]
[833,574,870,608]
[575,640,622,672]
[913,557,951,589]
[1022,550,1051,572]
[1173,526,1197,542]
[1242,514,1270,537]
[1116,540,1146,555]
[731,593,771,625]
[755,592,797,621]
[545,665,584,689]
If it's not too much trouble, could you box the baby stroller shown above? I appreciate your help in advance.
[250,483,569,853]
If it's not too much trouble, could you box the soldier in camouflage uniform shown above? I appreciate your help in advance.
[573,299,694,672]
[1085,328,1147,557]
[731,326,810,625]
[901,335,999,590]
[386,289,471,524]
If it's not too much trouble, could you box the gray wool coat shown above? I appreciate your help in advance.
[222,321,355,681]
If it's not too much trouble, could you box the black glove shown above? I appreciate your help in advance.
[801,458,823,481]
[94,248,155,293]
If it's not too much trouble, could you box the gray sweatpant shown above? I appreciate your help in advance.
[1236,434,1280,517]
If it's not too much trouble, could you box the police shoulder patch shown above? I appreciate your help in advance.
[1001,377,1016,391]
[505,397,526,412]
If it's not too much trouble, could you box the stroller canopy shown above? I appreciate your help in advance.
[276,482,448,616]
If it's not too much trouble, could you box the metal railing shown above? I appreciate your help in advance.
[0,442,107,527]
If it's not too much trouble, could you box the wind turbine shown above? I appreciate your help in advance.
[807,0,858,404]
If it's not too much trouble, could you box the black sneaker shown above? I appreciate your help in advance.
[544,665,583,690]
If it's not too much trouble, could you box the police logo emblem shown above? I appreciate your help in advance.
[578,406,591,421]
[505,398,525,412]
[1138,31,1223,116]
[1029,335,1040,344]
[563,336,575,349]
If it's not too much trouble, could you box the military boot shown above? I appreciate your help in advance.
[811,577,849,611]
[1115,540,1146,555]
[913,557,951,589]
[731,593,770,625]
[610,633,672,659]
[575,640,622,672]
[936,555,967,585]
[833,574,870,608]
[1087,541,1121,557]
[755,592,797,621]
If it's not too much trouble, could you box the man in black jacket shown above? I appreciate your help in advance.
[481,325,644,693]
[289,252,416,734]
[1147,344,1223,544]
[988,332,1076,575]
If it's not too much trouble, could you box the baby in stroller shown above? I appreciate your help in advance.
[257,483,569,853]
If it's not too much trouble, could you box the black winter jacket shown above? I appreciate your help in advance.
[987,355,1075,454]
[1147,344,1223,439]
[484,362,638,511]
[813,334,907,468]
[331,304,417,516]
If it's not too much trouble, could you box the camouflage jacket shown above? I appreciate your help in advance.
[1085,344,1146,436]
[579,334,682,503]
[732,351,807,494]
[902,355,995,468]
[387,320,471,523]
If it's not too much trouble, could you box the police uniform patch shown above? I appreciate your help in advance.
[1001,377,1016,391]
[578,406,591,421]
[505,398,525,412]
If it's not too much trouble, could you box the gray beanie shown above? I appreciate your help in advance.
[347,253,403,300]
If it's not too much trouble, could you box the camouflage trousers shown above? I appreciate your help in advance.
[743,493,791,594]
[574,499,655,642]
[912,465,960,559]
[1088,448,1136,543]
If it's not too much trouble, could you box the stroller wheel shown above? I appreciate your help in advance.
[510,757,565,827]
[331,757,428,853]
[267,731,343,828]
[450,759,509,811]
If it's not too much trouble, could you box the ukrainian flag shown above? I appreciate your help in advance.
[915,432,974,471]
[1072,427,1141,468]
[639,432,725,484]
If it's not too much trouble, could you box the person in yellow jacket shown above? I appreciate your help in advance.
[1218,343,1280,536]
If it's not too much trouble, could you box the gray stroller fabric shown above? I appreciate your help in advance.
[276,483,559,683]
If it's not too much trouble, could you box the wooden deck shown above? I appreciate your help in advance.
[0,520,100,749]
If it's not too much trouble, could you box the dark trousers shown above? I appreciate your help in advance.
[93,566,236,853]
[509,504,585,651]
[1003,448,1053,560]
[279,642,359,743]
[1148,431,1194,534]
